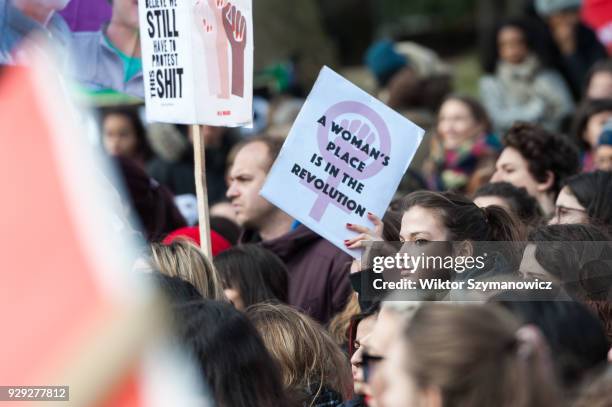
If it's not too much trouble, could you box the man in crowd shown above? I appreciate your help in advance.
[70,0,143,98]
[226,136,352,324]
[535,0,607,98]
[0,0,71,64]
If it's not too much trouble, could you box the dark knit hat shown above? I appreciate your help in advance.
[365,40,408,87]
[535,0,582,16]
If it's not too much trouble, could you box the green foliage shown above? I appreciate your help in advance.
[378,0,478,32]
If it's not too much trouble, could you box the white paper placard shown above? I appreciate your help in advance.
[261,66,425,258]
[139,0,253,126]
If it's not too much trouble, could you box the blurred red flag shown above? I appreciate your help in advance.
[0,65,108,385]
[0,65,148,406]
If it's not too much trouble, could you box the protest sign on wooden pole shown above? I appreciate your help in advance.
[192,125,212,257]
[138,0,254,257]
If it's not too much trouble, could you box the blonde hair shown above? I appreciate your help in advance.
[150,239,225,300]
[403,303,561,407]
[246,303,353,406]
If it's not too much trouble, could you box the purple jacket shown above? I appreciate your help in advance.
[241,225,352,324]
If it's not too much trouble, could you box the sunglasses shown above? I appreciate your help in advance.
[362,350,385,383]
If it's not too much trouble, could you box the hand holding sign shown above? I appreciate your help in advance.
[344,212,385,249]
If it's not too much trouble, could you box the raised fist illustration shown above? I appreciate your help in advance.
[222,3,247,97]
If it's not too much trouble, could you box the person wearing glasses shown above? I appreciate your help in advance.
[550,171,612,233]
[341,304,379,407]
[364,300,422,407]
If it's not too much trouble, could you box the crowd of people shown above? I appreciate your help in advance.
[3,0,612,406]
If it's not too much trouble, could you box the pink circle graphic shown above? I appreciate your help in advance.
[302,101,392,221]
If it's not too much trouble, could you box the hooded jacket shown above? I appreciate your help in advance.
[241,225,352,324]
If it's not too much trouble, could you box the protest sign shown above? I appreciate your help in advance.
[139,0,254,256]
[138,0,253,126]
[260,66,425,258]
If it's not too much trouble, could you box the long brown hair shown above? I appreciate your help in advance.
[401,303,561,407]
[246,303,353,406]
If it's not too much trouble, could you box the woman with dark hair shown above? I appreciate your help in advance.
[551,171,612,232]
[346,190,523,248]
[492,297,610,397]
[479,18,573,133]
[213,244,289,310]
[346,191,523,301]
[100,105,153,167]
[342,303,380,407]
[491,122,580,216]
[571,98,612,171]
[583,59,612,100]
[173,300,294,407]
[524,224,612,304]
[473,181,544,228]
[397,190,523,243]
[422,94,501,193]
[115,157,186,241]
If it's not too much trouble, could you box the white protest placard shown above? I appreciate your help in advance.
[138,0,253,126]
[260,66,425,258]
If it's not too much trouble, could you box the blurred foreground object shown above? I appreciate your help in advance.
[0,41,207,406]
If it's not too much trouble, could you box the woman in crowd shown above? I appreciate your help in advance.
[115,157,187,241]
[150,238,225,300]
[473,181,543,230]
[583,59,612,100]
[422,95,500,194]
[479,18,573,134]
[491,122,580,217]
[523,224,611,289]
[524,224,612,339]
[493,297,610,398]
[347,190,523,247]
[100,106,153,167]
[346,190,523,302]
[342,304,379,407]
[246,303,353,407]
[380,303,561,407]
[213,244,289,310]
[550,171,612,232]
[571,98,612,171]
[173,300,295,407]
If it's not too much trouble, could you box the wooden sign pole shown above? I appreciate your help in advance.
[192,125,213,258]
